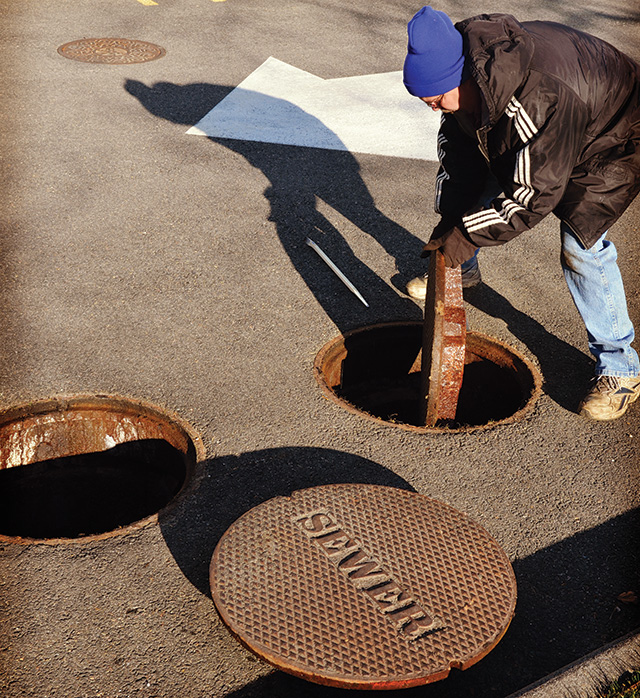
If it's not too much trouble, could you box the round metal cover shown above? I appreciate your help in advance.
[421,249,466,426]
[57,38,166,64]
[210,484,516,689]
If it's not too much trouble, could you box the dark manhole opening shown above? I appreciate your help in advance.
[0,394,203,542]
[315,322,542,432]
[0,439,185,539]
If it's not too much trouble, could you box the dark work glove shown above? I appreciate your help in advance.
[421,225,478,268]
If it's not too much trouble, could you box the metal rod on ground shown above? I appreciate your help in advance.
[419,250,467,426]
[305,237,370,308]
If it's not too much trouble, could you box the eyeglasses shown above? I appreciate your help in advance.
[421,94,444,111]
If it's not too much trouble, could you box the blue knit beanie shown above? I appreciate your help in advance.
[403,6,465,98]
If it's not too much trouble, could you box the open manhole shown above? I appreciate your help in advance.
[0,394,204,543]
[57,38,166,64]
[314,322,542,432]
[211,484,517,689]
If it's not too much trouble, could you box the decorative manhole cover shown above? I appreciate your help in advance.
[57,38,166,64]
[210,484,517,689]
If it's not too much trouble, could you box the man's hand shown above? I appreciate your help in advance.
[421,224,478,268]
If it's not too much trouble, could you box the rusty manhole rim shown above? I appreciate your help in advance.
[57,38,167,64]
[0,392,205,545]
[313,321,543,434]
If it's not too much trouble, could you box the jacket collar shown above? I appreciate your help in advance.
[456,14,534,127]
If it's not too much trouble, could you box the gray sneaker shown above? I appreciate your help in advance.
[406,259,482,300]
[579,375,640,421]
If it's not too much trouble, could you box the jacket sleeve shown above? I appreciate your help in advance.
[459,87,590,248]
[435,114,490,223]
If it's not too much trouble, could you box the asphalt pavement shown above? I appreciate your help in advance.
[0,0,639,696]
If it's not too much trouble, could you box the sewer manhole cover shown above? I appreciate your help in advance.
[421,249,466,426]
[57,38,166,64]
[211,484,517,689]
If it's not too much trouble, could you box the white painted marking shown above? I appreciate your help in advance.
[186,57,440,160]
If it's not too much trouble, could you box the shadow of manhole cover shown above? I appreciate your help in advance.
[0,394,203,543]
[210,484,517,689]
[57,38,166,64]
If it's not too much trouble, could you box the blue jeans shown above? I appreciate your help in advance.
[561,224,639,377]
[461,250,479,273]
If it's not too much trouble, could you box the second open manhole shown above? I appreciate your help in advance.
[0,394,204,542]
[314,322,542,432]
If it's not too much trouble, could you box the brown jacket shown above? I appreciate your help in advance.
[436,14,640,251]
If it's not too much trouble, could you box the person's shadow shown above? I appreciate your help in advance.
[464,283,595,411]
[124,80,425,331]
[124,79,597,408]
